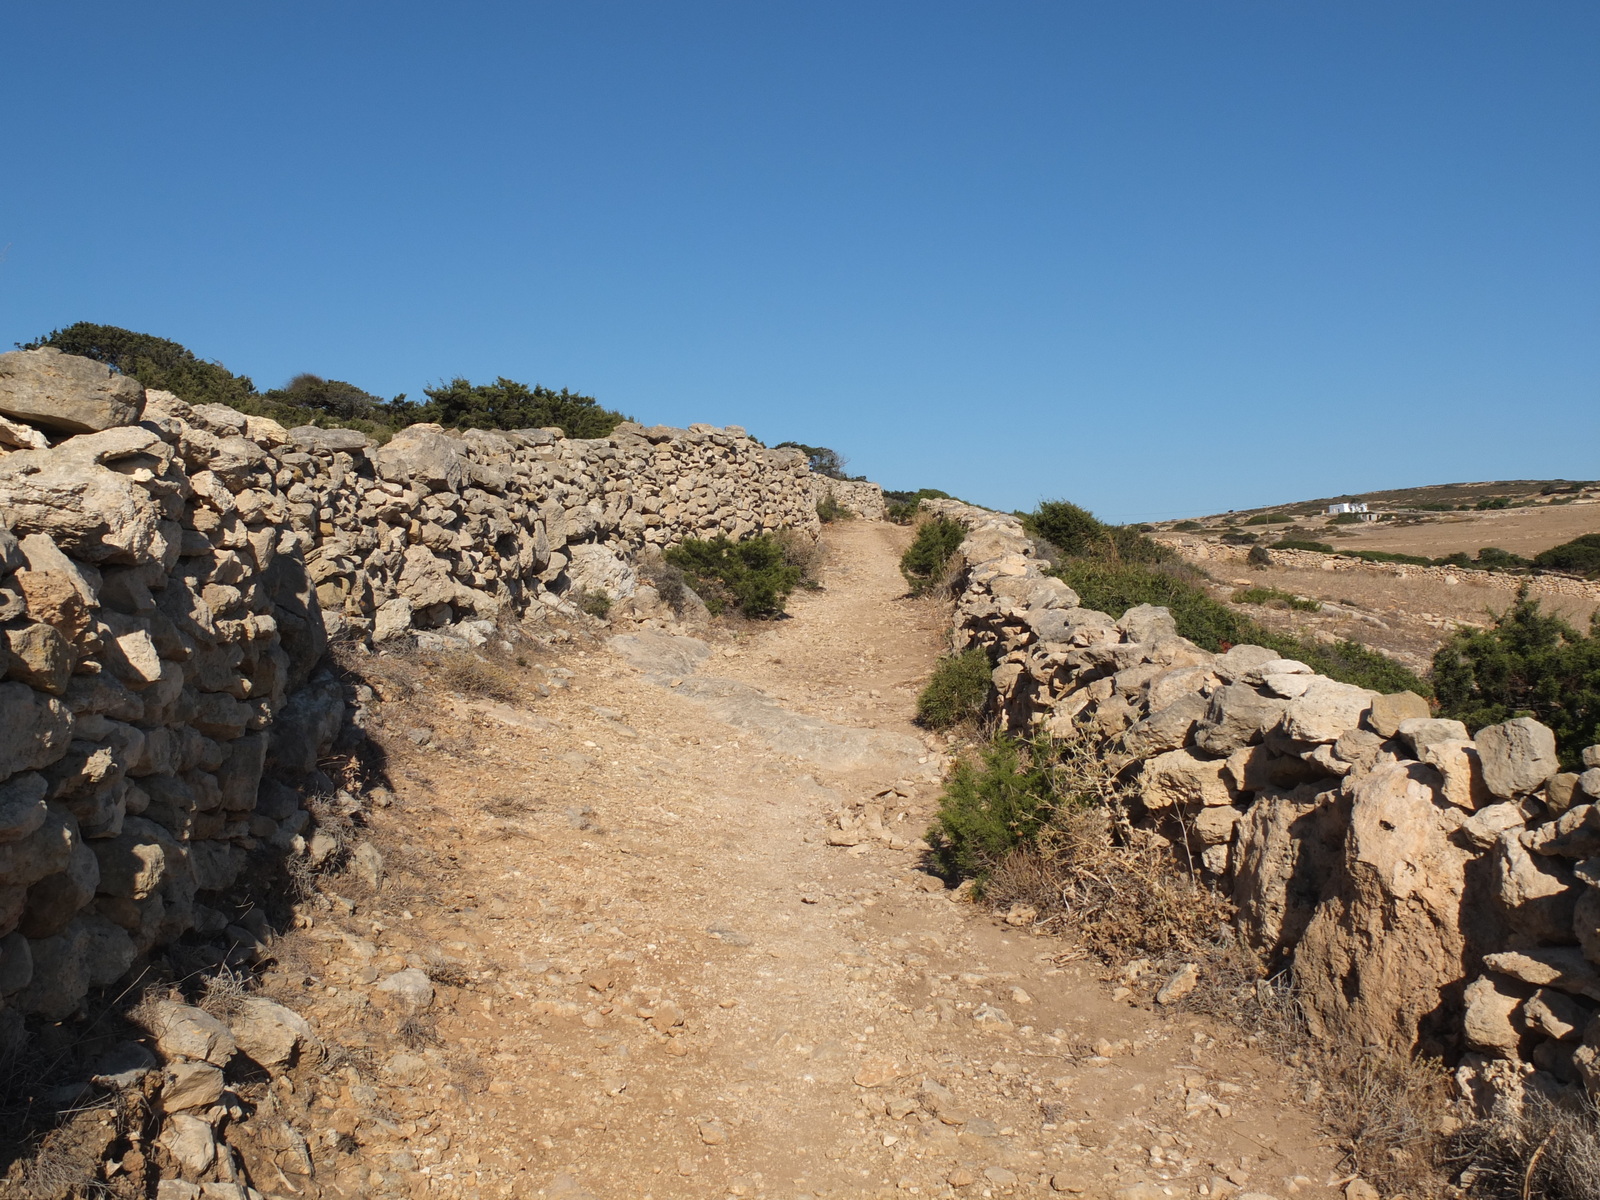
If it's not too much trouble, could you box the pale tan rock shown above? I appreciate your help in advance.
[1367,690,1431,738]
[1477,717,1560,799]
[1141,747,1236,811]
[229,997,314,1069]
[0,348,144,434]
[1522,988,1591,1041]
[1494,831,1578,945]
[148,1001,237,1066]
[1483,948,1600,1001]
[1155,963,1199,1005]
[1296,763,1474,1053]
[1463,975,1523,1054]
[1420,739,1491,811]
[1232,786,1342,966]
[158,1113,216,1177]
[162,1059,224,1110]
[1281,677,1376,744]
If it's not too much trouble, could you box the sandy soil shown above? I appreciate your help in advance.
[265,522,1347,1200]
[1289,501,1600,560]
[1211,559,1598,674]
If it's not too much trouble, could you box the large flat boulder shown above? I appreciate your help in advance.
[0,348,144,434]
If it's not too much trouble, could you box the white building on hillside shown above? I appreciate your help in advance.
[1326,501,1378,521]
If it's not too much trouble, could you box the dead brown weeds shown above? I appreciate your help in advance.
[1449,1095,1600,1200]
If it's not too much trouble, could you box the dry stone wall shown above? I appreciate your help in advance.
[924,498,1600,1115]
[812,477,887,521]
[0,348,823,1039]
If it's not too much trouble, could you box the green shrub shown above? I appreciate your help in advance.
[916,648,993,728]
[1245,512,1292,525]
[1023,500,1174,566]
[1330,512,1366,525]
[816,490,853,523]
[1220,531,1258,545]
[1231,586,1320,612]
[1534,534,1600,578]
[1245,545,1273,568]
[1476,496,1512,510]
[926,738,1055,882]
[1473,546,1529,570]
[574,589,612,619]
[664,535,802,618]
[1171,520,1203,532]
[398,376,627,438]
[1273,538,1335,554]
[900,516,966,594]
[883,488,955,526]
[1433,590,1600,766]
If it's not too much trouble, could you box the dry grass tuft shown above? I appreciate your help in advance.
[986,809,1234,967]
[425,646,528,704]
[196,966,252,1021]
[1449,1095,1600,1200]
[774,527,828,588]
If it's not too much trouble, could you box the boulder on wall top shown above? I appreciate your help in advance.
[0,348,145,434]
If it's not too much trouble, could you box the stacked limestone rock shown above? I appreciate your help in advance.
[812,477,888,521]
[0,347,824,1042]
[924,498,1600,1114]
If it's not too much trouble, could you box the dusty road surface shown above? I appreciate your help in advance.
[287,522,1345,1200]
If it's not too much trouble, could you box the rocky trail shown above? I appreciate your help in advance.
[258,521,1349,1200]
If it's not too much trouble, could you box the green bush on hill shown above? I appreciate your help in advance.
[396,377,628,438]
[19,321,627,440]
[1024,500,1174,566]
[1273,538,1336,554]
[1433,590,1600,766]
[1534,534,1600,578]
[900,516,966,594]
[1245,512,1292,525]
[663,535,801,618]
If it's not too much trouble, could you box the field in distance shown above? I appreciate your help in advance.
[1158,478,1600,559]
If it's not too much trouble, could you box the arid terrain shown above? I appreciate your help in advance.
[261,522,1345,1199]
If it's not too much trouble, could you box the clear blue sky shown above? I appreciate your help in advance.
[3,3,1595,521]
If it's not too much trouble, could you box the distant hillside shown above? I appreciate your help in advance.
[1165,479,1596,525]
[1155,479,1600,562]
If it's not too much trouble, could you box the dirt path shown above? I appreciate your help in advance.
[295,522,1345,1200]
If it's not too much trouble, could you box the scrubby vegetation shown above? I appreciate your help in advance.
[664,534,802,618]
[1272,537,1336,554]
[926,738,1057,883]
[899,516,966,594]
[1244,511,1292,525]
[1231,585,1320,612]
[883,488,953,524]
[815,489,853,523]
[915,647,992,728]
[1024,502,1428,695]
[776,443,857,481]
[1433,589,1600,765]
[1534,532,1600,578]
[19,321,629,440]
